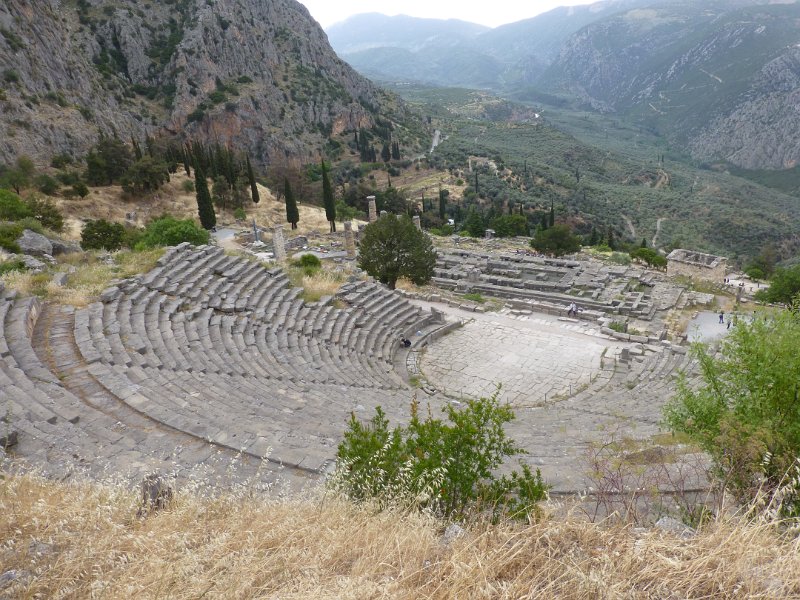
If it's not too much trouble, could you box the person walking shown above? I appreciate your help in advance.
[719,310,724,324]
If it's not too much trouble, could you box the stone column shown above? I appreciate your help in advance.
[272,225,287,263]
[412,215,422,231]
[367,195,377,223]
[344,221,356,258]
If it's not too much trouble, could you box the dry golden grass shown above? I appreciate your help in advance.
[0,248,164,307]
[1,473,799,599]
[283,264,349,303]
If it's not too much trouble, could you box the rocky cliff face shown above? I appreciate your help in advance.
[540,1,800,169]
[0,0,396,167]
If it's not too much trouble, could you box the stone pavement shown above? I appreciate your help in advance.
[412,300,698,492]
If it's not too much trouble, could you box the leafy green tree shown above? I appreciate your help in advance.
[321,160,336,232]
[331,390,549,521]
[377,186,409,215]
[121,156,170,196]
[284,177,299,230]
[1,155,36,193]
[490,214,528,238]
[665,308,800,512]
[246,156,260,204]
[755,265,800,305]
[134,216,210,249]
[34,174,60,196]
[630,247,666,270]
[194,163,216,230]
[462,207,485,237]
[81,219,125,251]
[357,214,436,290]
[84,138,132,185]
[530,224,581,256]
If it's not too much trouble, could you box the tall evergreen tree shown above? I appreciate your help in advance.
[246,156,260,204]
[438,188,449,221]
[321,160,336,232]
[284,177,299,230]
[381,143,391,163]
[548,201,555,228]
[475,171,479,195]
[194,162,216,230]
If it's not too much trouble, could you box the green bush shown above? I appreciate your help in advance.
[71,181,90,198]
[530,224,581,257]
[51,153,74,169]
[296,253,322,269]
[755,265,800,305]
[181,179,195,193]
[0,223,23,253]
[233,207,246,221]
[25,195,63,232]
[134,216,210,249]
[34,174,60,195]
[0,188,33,220]
[330,390,548,521]
[81,219,125,251]
[665,307,800,515]
[0,258,26,276]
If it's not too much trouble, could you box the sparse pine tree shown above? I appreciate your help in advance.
[246,156,260,204]
[321,160,336,232]
[284,177,299,230]
[194,162,216,230]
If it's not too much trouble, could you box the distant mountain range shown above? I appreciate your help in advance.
[328,0,800,170]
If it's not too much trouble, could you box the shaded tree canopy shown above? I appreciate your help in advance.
[357,214,436,290]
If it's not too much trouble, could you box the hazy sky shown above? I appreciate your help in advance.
[299,0,596,29]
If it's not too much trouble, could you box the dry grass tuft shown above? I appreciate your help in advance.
[299,269,346,303]
[1,473,799,599]
[0,248,164,307]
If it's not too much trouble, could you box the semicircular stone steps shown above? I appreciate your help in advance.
[2,244,441,488]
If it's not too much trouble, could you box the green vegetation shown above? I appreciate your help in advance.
[321,160,336,232]
[0,188,32,220]
[531,224,581,257]
[357,214,436,290]
[120,156,170,196]
[630,247,667,270]
[755,265,800,305]
[665,308,800,515]
[194,163,216,231]
[81,219,126,251]
[0,258,26,276]
[284,177,299,230]
[331,391,548,521]
[134,216,209,250]
[462,292,486,304]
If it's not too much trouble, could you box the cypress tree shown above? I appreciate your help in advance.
[548,201,555,228]
[381,143,391,163]
[438,188,448,221]
[194,162,216,230]
[246,156,260,204]
[321,160,336,232]
[284,177,299,230]
[540,213,548,231]
[475,171,479,195]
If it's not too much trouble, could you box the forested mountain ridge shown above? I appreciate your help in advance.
[0,0,418,167]
[330,0,800,170]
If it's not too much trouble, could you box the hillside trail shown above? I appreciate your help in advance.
[652,217,665,248]
[622,215,637,239]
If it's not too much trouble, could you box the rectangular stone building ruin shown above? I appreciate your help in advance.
[666,249,727,283]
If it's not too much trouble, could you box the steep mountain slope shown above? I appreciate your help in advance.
[539,1,800,169]
[326,1,663,88]
[0,0,413,167]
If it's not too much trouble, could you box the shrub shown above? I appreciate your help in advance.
[330,390,549,521]
[664,307,800,515]
[81,219,125,251]
[754,265,800,305]
[134,215,210,249]
[0,258,26,276]
[0,188,32,220]
[51,153,73,169]
[0,223,23,253]
[530,224,581,257]
[34,174,60,195]
[181,179,195,193]
[25,195,64,232]
[295,253,321,270]
[233,207,246,221]
[72,181,90,198]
